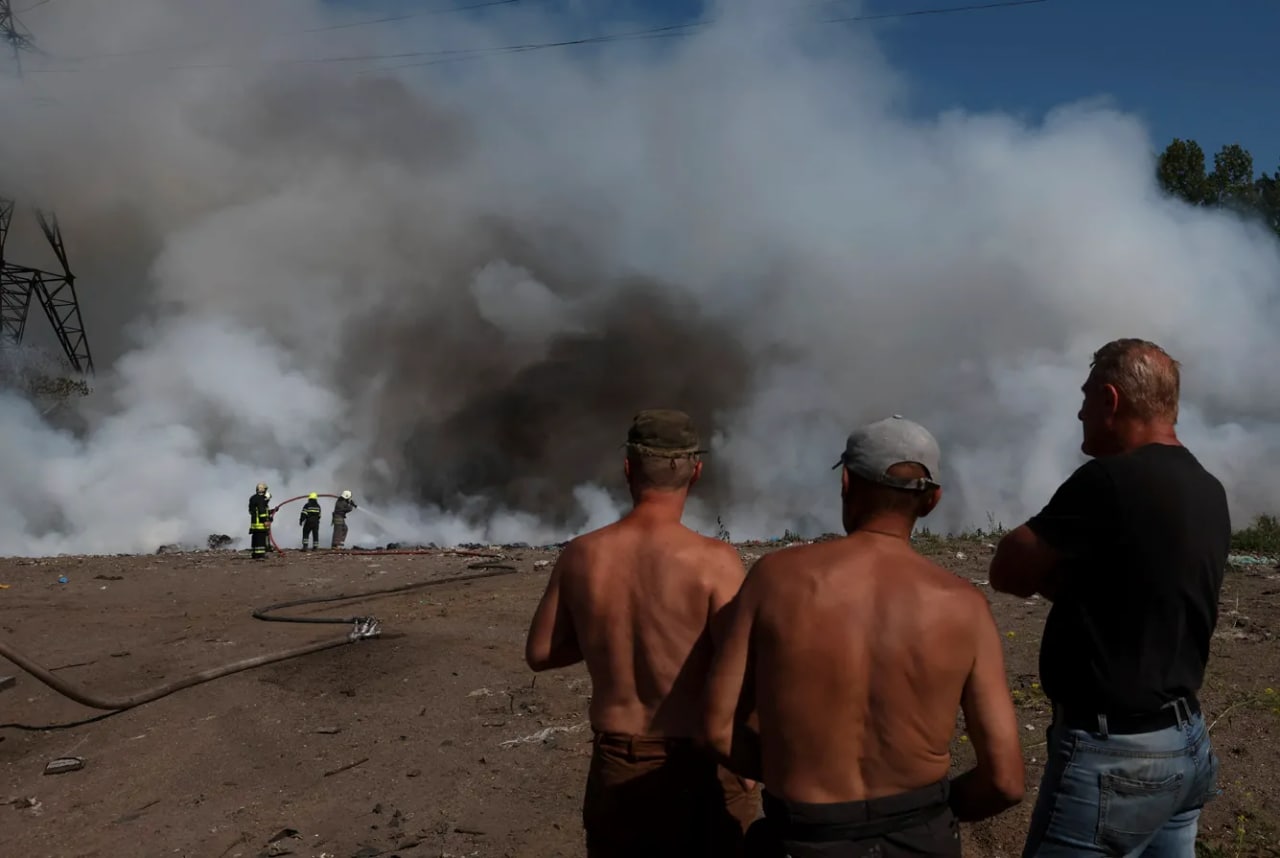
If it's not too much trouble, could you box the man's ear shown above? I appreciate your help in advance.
[690,460,703,486]
[1100,383,1121,418]
[623,457,632,481]
[919,486,942,518]
[840,467,850,499]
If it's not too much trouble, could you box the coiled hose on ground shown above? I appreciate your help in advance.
[0,561,517,713]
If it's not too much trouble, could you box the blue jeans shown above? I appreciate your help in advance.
[1021,700,1220,857]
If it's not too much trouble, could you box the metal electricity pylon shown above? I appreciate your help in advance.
[0,200,94,373]
[1,0,37,78]
[0,1,94,376]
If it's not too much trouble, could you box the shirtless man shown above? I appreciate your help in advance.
[525,409,758,857]
[703,415,1025,857]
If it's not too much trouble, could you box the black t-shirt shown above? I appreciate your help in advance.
[1027,443,1231,714]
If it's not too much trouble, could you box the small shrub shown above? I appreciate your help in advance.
[1231,514,1280,555]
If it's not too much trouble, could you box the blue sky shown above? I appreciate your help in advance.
[350,0,1280,175]
[654,0,1278,170]
[862,0,1280,170]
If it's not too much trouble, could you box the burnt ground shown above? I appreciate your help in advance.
[1,539,1277,858]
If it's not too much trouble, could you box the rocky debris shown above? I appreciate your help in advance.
[207,534,234,550]
[43,756,84,775]
[258,827,302,857]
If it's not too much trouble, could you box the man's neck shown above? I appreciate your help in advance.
[1113,419,1181,454]
[844,513,915,541]
[628,491,688,523]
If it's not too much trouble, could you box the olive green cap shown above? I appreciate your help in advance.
[624,409,707,458]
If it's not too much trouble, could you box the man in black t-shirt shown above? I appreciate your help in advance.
[990,338,1228,857]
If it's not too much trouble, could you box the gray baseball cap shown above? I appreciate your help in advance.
[832,414,941,491]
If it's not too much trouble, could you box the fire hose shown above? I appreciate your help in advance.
[266,493,451,556]
[0,563,517,713]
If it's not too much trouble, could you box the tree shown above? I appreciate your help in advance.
[1156,138,1280,239]
[1208,143,1259,212]
[1257,170,1280,236]
[1156,138,1210,206]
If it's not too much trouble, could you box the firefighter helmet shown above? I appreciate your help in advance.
[308,492,318,499]
[341,490,352,500]
[256,482,268,494]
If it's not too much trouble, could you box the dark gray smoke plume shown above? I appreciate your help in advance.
[2,0,1279,555]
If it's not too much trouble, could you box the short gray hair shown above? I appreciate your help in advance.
[1089,338,1180,422]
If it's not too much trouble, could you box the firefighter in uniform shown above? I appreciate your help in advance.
[248,482,273,560]
[331,489,357,549]
[299,492,323,551]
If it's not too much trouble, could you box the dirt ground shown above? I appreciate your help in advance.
[2,539,1278,858]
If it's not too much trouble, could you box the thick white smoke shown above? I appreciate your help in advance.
[2,0,1278,556]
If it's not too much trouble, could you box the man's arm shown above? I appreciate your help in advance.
[949,592,1025,822]
[702,561,763,781]
[704,546,760,781]
[989,460,1109,601]
[524,546,583,672]
[989,525,1063,600]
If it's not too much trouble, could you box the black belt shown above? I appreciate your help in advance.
[1056,696,1199,735]
[761,781,950,843]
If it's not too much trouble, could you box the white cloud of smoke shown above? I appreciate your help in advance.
[2,0,1279,556]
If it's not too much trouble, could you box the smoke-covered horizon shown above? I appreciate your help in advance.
[2,0,1279,557]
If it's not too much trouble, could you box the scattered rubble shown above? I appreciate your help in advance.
[500,721,588,748]
[260,827,302,857]
[1229,553,1277,567]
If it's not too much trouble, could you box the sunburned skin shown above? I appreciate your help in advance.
[704,458,1024,824]
[526,501,746,738]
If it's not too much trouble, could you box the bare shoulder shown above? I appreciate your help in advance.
[667,529,746,593]
[738,541,810,588]
[550,525,612,573]
[694,532,747,572]
[753,538,846,572]
[912,552,993,616]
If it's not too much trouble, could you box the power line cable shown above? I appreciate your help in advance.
[30,0,526,66]
[302,0,520,34]
[825,0,1048,24]
[371,0,1051,73]
[22,0,1051,77]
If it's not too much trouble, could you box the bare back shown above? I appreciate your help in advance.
[750,535,987,803]
[560,515,745,737]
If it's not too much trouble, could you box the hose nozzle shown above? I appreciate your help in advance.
[350,617,381,641]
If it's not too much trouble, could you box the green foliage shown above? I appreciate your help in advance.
[1156,138,1280,237]
[1157,138,1211,205]
[1231,514,1280,555]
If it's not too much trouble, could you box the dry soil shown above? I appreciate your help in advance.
[1,539,1277,857]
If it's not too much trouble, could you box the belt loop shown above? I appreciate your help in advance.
[1097,713,1109,739]
[627,735,637,760]
[1174,697,1189,729]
